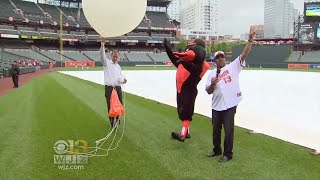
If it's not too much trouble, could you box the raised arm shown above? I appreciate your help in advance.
[240,26,256,61]
[163,38,179,68]
[100,38,107,66]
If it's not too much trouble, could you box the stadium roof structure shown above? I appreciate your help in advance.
[53,0,172,7]
[147,0,172,7]
[254,38,294,42]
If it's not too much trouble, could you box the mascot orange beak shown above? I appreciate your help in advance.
[173,50,196,62]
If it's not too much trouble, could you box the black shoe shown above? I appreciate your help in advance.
[186,134,191,139]
[219,155,232,162]
[207,151,222,157]
[171,132,185,142]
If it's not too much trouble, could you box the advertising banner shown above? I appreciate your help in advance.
[288,64,309,69]
[64,61,96,67]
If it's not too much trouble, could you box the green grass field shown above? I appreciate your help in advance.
[0,71,319,180]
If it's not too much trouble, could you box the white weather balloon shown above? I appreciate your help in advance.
[82,0,147,38]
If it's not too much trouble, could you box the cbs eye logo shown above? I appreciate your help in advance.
[54,140,88,155]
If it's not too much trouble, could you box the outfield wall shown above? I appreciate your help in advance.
[60,70,320,152]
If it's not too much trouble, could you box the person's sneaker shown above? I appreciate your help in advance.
[171,132,185,142]
[185,134,191,139]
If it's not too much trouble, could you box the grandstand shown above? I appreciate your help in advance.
[299,51,320,63]
[147,52,170,62]
[0,0,181,77]
[38,50,71,61]
[286,50,320,64]
[125,52,153,62]
[4,48,52,62]
[12,0,51,24]
[0,0,24,21]
[147,11,175,28]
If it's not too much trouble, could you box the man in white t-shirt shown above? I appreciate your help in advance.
[206,27,256,163]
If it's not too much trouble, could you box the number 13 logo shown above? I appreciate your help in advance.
[223,75,232,84]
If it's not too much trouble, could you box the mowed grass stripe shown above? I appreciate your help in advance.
[0,80,38,179]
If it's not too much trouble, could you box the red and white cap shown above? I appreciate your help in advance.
[214,51,225,57]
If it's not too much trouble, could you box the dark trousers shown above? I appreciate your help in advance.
[12,75,19,88]
[212,106,237,158]
[105,85,123,125]
[176,89,198,121]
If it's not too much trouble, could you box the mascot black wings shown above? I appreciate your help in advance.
[164,38,210,142]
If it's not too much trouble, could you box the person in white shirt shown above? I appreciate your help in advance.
[206,27,256,162]
[100,38,127,128]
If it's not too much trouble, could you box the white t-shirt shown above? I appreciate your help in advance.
[206,56,246,111]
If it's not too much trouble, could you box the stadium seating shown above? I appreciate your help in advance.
[83,51,100,61]
[127,32,149,37]
[38,4,74,25]
[0,25,15,30]
[138,19,149,28]
[0,0,180,67]
[287,51,302,62]
[0,25,20,35]
[0,29,20,35]
[12,0,51,23]
[62,51,89,61]
[78,10,91,27]
[38,4,59,22]
[127,36,151,41]
[1,50,26,64]
[70,31,86,40]
[18,26,41,36]
[152,33,172,37]
[146,11,174,28]
[57,6,78,26]
[83,51,127,62]
[125,52,153,62]
[299,51,320,63]
[4,49,52,62]
[57,30,75,39]
[87,31,99,41]
[147,52,170,62]
[39,50,71,61]
[0,0,23,21]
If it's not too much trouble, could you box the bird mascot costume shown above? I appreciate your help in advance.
[164,38,210,142]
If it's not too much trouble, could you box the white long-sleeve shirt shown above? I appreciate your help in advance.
[100,45,124,87]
